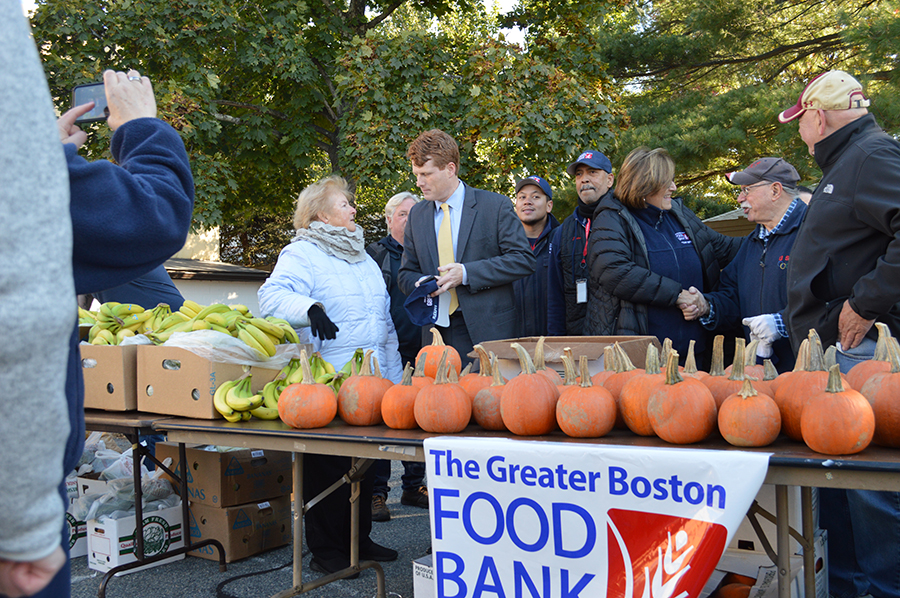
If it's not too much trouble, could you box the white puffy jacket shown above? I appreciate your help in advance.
[258,239,403,383]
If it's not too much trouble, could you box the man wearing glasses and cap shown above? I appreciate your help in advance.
[780,70,900,598]
[679,157,806,372]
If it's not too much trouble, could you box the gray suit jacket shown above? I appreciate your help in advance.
[399,182,535,345]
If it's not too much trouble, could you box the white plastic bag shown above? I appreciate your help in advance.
[163,329,306,367]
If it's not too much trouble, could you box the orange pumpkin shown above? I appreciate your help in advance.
[459,344,503,401]
[381,363,420,430]
[337,349,392,426]
[801,364,875,455]
[500,342,560,436]
[724,339,765,380]
[557,355,616,438]
[618,344,664,436]
[648,350,718,444]
[718,379,781,447]
[702,335,728,392]
[769,338,809,399]
[706,338,772,407]
[847,322,893,390]
[859,337,900,447]
[712,583,752,598]
[534,336,563,385]
[411,355,435,390]
[416,327,462,379]
[472,352,507,431]
[414,349,472,433]
[278,350,338,429]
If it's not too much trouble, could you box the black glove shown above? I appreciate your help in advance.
[307,304,339,340]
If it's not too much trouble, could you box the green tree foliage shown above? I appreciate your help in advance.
[507,0,899,206]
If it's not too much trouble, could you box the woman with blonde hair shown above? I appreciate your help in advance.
[585,147,741,366]
[259,175,401,576]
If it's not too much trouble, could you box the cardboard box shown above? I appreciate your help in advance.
[730,486,818,555]
[155,442,292,507]
[81,344,139,411]
[706,529,827,598]
[472,336,660,380]
[413,554,434,598]
[186,495,291,562]
[66,498,87,558]
[87,503,184,574]
[77,473,111,499]
[136,345,284,418]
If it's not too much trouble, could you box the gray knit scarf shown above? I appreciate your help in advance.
[293,221,367,263]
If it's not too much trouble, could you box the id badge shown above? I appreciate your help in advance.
[576,279,587,303]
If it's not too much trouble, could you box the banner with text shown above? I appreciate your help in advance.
[425,437,770,598]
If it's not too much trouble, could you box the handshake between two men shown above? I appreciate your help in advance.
[676,287,781,358]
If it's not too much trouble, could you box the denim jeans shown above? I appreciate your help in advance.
[371,459,426,497]
[823,337,900,598]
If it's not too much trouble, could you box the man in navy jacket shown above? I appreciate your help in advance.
[681,158,805,372]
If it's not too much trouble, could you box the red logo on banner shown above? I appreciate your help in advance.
[607,509,727,598]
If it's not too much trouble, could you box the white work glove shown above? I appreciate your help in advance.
[755,339,774,359]
[742,314,782,344]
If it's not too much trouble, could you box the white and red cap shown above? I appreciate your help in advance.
[778,70,870,123]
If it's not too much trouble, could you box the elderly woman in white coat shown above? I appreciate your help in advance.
[258,175,401,575]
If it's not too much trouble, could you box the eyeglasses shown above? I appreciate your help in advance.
[736,181,771,197]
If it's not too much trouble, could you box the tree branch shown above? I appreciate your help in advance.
[364,0,405,31]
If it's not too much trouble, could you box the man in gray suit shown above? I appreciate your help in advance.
[399,129,535,367]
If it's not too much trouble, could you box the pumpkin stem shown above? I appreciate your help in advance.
[888,337,900,374]
[661,337,673,366]
[472,344,492,377]
[372,354,383,378]
[825,363,846,393]
[460,363,472,378]
[644,343,662,375]
[763,359,778,381]
[413,354,429,379]
[534,336,551,371]
[727,337,747,381]
[793,339,810,373]
[429,327,448,346]
[434,348,450,384]
[561,353,577,385]
[738,377,758,398]
[823,345,838,370]
[874,322,892,362]
[511,342,537,375]
[448,361,460,383]
[684,339,699,374]
[603,345,618,372]
[807,329,826,372]
[745,339,760,365]
[359,349,374,376]
[709,335,726,376]
[663,350,684,385]
[579,355,593,388]
[563,347,574,366]
[489,352,505,387]
[400,362,414,386]
[299,349,315,385]
[615,342,637,372]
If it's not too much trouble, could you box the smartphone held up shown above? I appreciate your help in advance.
[72,82,109,123]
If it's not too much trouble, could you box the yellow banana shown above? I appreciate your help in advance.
[158,311,190,330]
[213,380,243,422]
[192,318,212,331]
[240,411,252,421]
[90,336,110,346]
[238,328,268,360]
[116,329,135,343]
[112,303,145,317]
[247,392,265,409]
[285,358,303,385]
[322,359,335,374]
[209,323,231,335]
[240,323,277,358]
[96,329,117,345]
[204,312,228,327]
[229,304,251,315]
[179,300,202,318]
[225,377,255,411]
[248,317,286,341]
[98,302,120,319]
[249,405,280,420]
[195,303,231,320]
[261,380,281,409]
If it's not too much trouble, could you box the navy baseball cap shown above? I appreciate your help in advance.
[515,176,553,200]
[403,278,440,326]
[566,150,613,177]
[726,158,800,187]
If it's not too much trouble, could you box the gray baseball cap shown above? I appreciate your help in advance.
[725,158,800,187]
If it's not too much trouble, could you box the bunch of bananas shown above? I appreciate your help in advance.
[143,300,301,359]
[78,306,97,326]
[212,350,357,422]
[87,302,171,345]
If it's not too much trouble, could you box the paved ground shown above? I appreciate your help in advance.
[71,461,431,598]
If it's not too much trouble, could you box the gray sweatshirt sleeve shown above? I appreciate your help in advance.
[0,0,75,562]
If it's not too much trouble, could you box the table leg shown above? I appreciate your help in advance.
[132,440,144,560]
[801,487,815,598]
[776,485,791,598]
[293,452,303,589]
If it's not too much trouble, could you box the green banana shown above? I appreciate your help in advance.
[284,358,303,385]
[157,311,190,330]
[191,318,212,331]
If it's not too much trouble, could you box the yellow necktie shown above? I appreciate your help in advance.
[438,202,459,314]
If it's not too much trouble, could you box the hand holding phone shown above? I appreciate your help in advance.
[71,82,109,124]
